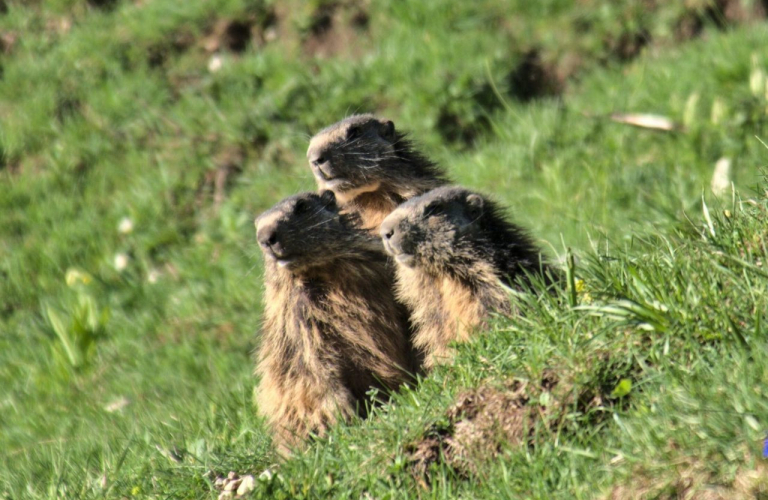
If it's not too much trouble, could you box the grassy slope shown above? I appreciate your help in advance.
[1,0,767,498]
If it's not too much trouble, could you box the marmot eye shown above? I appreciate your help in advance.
[319,190,336,207]
[424,202,442,217]
[294,199,310,215]
[346,126,362,140]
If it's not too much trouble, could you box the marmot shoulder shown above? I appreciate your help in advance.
[379,186,555,369]
[307,114,448,233]
[255,190,414,451]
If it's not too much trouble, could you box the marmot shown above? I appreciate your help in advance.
[306,114,448,233]
[379,186,554,369]
[255,190,414,451]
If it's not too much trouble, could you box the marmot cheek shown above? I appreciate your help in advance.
[317,163,336,181]
[399,238,417,256]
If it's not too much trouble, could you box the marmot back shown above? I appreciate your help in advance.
[379,186,554,369]
[255,190,414,451]
[307,114,448,233]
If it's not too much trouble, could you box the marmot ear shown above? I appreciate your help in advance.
[379,120,396,141]
[319,189,337,208]
[465,193,484,220]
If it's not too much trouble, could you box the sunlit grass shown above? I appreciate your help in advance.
[1,0,767,498]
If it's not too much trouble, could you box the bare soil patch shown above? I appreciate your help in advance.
[301,1,370,58]
[675,0,766,41]
[407,381,532,480]
[406,352,641,485]
[201,9,278,55]
[508,49,563,102]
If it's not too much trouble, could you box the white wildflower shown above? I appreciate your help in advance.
[114,253,129,272]
[147,269,160,284]
[118,217,134,234]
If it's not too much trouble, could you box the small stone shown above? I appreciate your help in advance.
[236,475,255,496]
[147,269,160,284]
[224,478,242,492]
[227,471,237,480]
[711,98,728,125]
[750,54,766,97]
[217,492,234,500]
[214,477,225,488]
[711,157,732,196]
[264,28,277,42]
[258,468,273,481]
[103,396,129,413]
[208,54,223,73]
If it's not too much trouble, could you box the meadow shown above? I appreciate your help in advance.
[1,1,767,498]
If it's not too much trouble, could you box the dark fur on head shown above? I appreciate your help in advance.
[380,186,554,369]
[380,186,551,288]
[255,190,416,452]
[307,114,448,232]
[256,190,378,274]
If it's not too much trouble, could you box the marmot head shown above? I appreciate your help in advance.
[307,114,446,204]
[379,186,487,273]
[256,191,377,273]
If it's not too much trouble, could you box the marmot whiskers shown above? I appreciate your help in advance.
[307,114,448,233]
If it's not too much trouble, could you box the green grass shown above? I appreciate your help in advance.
[1,0,768,498]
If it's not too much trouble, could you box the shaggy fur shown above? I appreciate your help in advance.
[255,191,414,452]
[307,114,448,233]
[379,186,554,369]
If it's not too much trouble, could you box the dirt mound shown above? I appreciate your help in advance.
[405,370,572,482]
[407,381,532,479]
[508,50,563,102]
[301,1,370,58]
[406,356,640,484]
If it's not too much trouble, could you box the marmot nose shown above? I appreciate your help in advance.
[310,153,335,180]
[317,163,334,181]
[311,154,326,166]
[380,220,409,258]
[258,229,278,249]
[380,220,396,241]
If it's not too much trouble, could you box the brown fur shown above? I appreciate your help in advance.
[380,186,554,369]
[255,191,415,452]
[307,114,448,233]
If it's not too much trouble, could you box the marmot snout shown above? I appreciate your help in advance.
[380,188,486,272]
[256,190,379,272]
[307,115,398,198]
